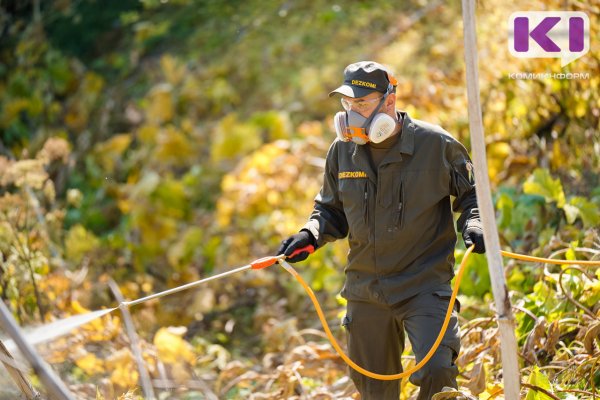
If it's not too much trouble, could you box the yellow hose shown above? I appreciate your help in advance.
[278,245,473,380]
[500,250,600,265]
[278,246,600,381]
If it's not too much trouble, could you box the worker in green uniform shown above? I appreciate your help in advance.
[278,61,485,400]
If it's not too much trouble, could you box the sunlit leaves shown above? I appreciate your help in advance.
[525,366,553,400]
[580,280,600,308]
[154,326,196,365]
[105,348,139,388]
[154,125,196,166]
[67,188,83,208]
[136,124,159,145]
[160,54,186,86]
[518,169,600,234]
[215,139,323,263]
[94,134,132,174]
[133,20,171,49]
[210,113,262,163]
[65,224,100,263]
[486,142,511,183]
[567,197,600,228]
[496,192,514,229]
[146,83,174,124]
[167,226,204,271]
[1,97,43,126]
[65,72,105,131]
[523,168,566,208]
[0,0,597,398]
[454,249,490,297]
[250,111,292,141]
[75,352,104,376]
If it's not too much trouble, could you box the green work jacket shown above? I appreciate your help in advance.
[302,112,478,304]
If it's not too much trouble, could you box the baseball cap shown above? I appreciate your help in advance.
[329,61,397,98]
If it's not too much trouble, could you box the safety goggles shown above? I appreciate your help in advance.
[340,96,384,112]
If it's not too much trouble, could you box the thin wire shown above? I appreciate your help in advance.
[121,264,252,307]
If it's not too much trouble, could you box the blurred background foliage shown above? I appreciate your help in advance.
[0,0,599,398]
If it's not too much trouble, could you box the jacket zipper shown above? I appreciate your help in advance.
[395,182,404,229]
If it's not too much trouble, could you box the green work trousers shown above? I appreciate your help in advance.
[342,288,461,400]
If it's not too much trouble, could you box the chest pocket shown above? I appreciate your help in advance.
[338,177,370,240]
[377,169,394,209]
[383,179,404,233]
[377,168,404,232]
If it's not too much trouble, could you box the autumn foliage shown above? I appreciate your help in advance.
[0,0,599,399]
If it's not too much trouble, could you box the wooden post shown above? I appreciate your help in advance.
[0,340,40,399]
[0,301,74,400]
[461,1,521,398]
[108,280,156,400]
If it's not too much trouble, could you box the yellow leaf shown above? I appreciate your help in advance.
[106,348,138,388]
[95,134,133,173]
[153,327,196,365]
[147,83,173,124]
[574,98,587,118]
[210,113,261,162]
[65,224,100,263]
[111,365,139,389]
[64,102,88,131]
[155,125,195,165]
[161,54,186,86]
[117,199,132,214]
[99,134,132,155]
[82,72,105,96]
[71,299,90,314]
[85,313,120,342]
[550,140,565,170]
[1,98,29,125]
[75,352,104,375]
[66,188,83,208]
[216,198,235,227]
[137,124,158,145]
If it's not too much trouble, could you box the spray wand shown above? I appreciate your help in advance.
[119,245,315,309]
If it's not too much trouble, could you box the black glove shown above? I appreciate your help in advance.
[277,230,316,263]
[462,219,485,254]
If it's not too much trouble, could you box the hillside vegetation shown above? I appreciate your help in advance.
[0,0,599,398]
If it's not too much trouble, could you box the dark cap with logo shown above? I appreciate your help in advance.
[329,61,397,98]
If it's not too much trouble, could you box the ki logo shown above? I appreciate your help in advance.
[508,11,590,67]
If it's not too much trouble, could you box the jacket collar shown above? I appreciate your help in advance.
[350,111,415,182]
[396,111,415,156]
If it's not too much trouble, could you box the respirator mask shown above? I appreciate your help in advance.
[333,83,397,145]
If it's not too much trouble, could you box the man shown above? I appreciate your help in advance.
[278,61,485,400]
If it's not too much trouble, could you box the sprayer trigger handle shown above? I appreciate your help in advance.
[288,245,315,259]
